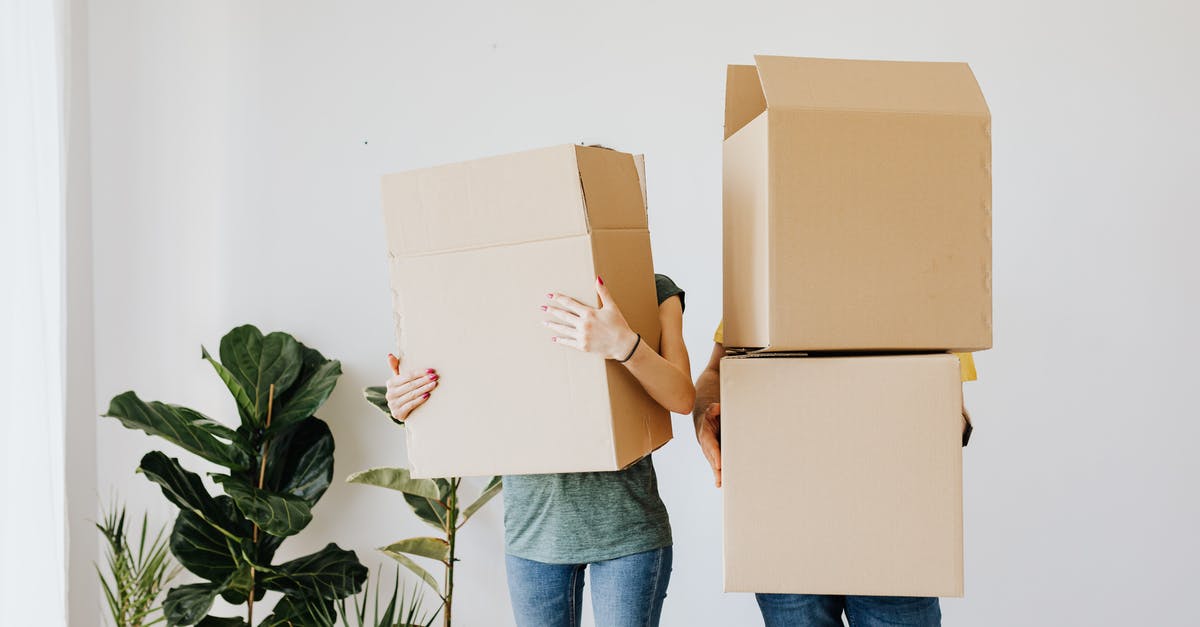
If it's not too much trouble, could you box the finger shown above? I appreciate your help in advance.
[393,392,431,422]
[387,371,438,400]
[543,320,579,335]
[595,276,612,308]
[387,353,400,375]
[547,292,591,316]
[389,379,438,411]
[542,303,580,324]
[551,335,584,351]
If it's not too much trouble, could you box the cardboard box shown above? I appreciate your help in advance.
[721,353,964,596]
[723,55,992,352]
[380,145,671,478]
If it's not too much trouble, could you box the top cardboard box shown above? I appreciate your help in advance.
[381,145,671,478]
[723,55,992,352]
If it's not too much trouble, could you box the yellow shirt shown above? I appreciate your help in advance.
[712,320,977,382]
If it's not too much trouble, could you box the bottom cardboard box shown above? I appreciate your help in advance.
[721,353,964,597]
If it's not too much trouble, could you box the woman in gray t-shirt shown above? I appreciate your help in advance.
[384,274,693,626]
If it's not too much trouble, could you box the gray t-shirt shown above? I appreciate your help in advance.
[502,274,685,564]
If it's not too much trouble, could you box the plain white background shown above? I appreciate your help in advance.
[80,1,1199,625]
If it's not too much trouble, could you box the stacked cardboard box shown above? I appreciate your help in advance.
[380,145,671,478]
[720,56,992,597]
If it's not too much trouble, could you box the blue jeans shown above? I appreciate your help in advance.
[505,546,672,627]
[756,594,941,627]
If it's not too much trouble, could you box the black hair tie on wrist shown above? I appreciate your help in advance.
[617,333,641,363]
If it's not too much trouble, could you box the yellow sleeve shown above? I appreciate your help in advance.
[714,319,724,344]
[955,352,977,382]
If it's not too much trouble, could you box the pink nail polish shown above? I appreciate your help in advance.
[422,392,430,399]
[425,368,435,373]
[546,293,554,298]
[429,374,438,381]
[597,275,604,285]
[540,305,548,311]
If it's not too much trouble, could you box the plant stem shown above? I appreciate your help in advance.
[443,478,460,627]
[248,383,276,626]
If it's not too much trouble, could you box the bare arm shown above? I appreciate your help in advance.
[693,341,725,487]
[621,295,695,414]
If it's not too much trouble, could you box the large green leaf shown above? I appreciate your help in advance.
[460,476,502,524]
[264,416,334,505]
[379,537,449,563]
[164,581,223,626]
[261,594,335,627]
[345,468,441,500]
[106,393,252,470]
[213,474,312,538]
[346,467,446,531]
[259,543,367,600]
[138,452,236,538]
[268,345,342,433]
[170,496,249,582]
[380,551,440,596]
[218,325,303,428]
[201,345,257,427]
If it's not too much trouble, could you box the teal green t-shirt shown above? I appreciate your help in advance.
[502,274,684,564]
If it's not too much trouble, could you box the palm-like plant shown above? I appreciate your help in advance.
[349,389,503,627]
[102,325,367,625]
[96,502,183,626]
[336,566,437,627]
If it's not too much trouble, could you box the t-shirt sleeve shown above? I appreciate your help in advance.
[654,274,685,312]
[955,352,977,382]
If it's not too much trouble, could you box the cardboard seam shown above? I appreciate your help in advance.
[390,229,651,258]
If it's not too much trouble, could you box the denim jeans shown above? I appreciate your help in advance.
[756,593,941,627]
[505,546,672,627]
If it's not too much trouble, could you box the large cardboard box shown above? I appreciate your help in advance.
[721,353,964,596]
[723,55,992,352]
[381,145,671,478]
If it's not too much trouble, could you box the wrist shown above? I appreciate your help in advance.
[613,329,640,362]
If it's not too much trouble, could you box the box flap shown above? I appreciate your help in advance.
[724,64,767,139]
[753,55,989,117]
[382,144,589,256]
[574,146,648,230]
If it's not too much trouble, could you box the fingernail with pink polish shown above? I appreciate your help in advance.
[540,305,548,311]
[422,392,430,399]
[429,374,438,381]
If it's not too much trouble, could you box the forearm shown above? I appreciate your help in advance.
[623,339,695,415]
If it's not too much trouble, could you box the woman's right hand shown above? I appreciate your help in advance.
[385,353,438,423]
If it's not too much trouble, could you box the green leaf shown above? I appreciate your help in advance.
[346,467,446,531]
[164,581,223,625]
[138,452,236,538]
[259,543,367,600]
[170,497,247,581]
[201,345,257,427]
[261,595,335,627]
[379,537,449,563]
[213,474,313,538]
[218,325,303,428]
[346,467,441,501]
[364,385,391,416]
[381,551,441,596]
[196,617,250,627]
[460,476,502,524]
[264,416,334,505]
[269,344,342,433]
[105,393,252,470]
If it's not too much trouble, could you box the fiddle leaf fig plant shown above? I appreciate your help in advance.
[352,388,503,627]
[103,325,367,626]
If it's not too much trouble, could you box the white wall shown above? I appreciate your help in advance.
[87,1,1200,625]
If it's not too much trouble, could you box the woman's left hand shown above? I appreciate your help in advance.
[543,276,639,360]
